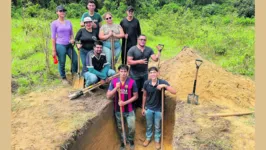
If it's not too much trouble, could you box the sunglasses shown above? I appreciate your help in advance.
[139,38,146,41]
[58,10,66,12]
[105,17,112,20]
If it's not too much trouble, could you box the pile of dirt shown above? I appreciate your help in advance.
[159,47,255,109]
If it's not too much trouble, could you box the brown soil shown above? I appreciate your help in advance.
[11,47,255,150]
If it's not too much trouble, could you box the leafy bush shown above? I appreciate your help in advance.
[234,0,255,18]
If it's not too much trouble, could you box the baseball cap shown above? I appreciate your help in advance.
[127,6,134,11]
[56,5,67,12]
[83,17,93,22]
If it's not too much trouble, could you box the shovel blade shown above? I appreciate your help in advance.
[187,93,199,105]
[72,74,84,89]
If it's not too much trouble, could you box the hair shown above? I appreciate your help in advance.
[88,0,95,4]
[118,64,129,71]
[93,41,103,47]
[148,66,158,72]
[138,34,146,39]
[102,12,113,19]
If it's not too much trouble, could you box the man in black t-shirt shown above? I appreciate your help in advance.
[83,41,116,87]
[127,34,163,108]
[120,6,141,64]
[142,67,176,149]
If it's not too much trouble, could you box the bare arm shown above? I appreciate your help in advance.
[120,92,138,106]
[52,39,56,57]
[157,84,177,94]
[106,86,118,99]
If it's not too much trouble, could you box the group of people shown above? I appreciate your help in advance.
[51,1,176,150]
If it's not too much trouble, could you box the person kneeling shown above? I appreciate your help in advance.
[83,41,116,87]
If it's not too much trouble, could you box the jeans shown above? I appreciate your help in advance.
[56,44,78,79]
[80,48,92,74]
[115,111,136,143]
[83,69,115,87]
[145,109,162,142]
[131,73,148,108]
[102,41,121,66]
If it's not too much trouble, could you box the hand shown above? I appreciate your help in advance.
[77,44,82,49]
[115,82,121,89]
[157,84,167,90]
[156,45,163,52]
[142,108,146,116]
[92,21,97,28]
[100,80,106,85]
[138,58,148,64]
[69,39,75,44]
[52,50,57,57]
[118,101,126,107]
[108,30,113,37]
[125,34,128,39]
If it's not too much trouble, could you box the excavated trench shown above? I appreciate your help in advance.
[62,95,176,150]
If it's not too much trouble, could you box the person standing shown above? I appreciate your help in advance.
[142,67,176,149]
[120,6,141,64]
[75,17,98,74]
[51,5,78,84]
[83,41,115,87]
[80,0,102,37]
[127,34,163,108]
[106,64,138,150]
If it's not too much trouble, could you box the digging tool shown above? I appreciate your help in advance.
[157,44,164,70]
[111,36,115,70]
[187,59,203,105]
[123,36,128,65]
[117,87,127,147]
[72,44,85,89]
[161,88,165,150]
[68,73,119,100]
[207,111,254,117]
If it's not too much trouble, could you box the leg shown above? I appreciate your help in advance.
[107,69,116,77]
[115,112,125,143]
[145,109,154,141]
[66,44,78,73]
[126,111,136,142]
[114,41,121,63]
[56,44,67,79]
[154,111,162,143]
[83,72,98,87]
[103,41,112,65]
[79,48,89,74]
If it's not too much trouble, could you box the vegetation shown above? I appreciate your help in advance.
[11,0,254,95]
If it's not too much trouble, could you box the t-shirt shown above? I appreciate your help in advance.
[143,79,170,111]
[75,28,97,51]
[100,24,122,41]
[108,77,138,112]
[120,17,141,49]
[86,51,108,71]
[81,12,102,34]
[51,20,73,45]
[127,46,154,79]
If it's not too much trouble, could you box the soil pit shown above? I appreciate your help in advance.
[62,95,177,150]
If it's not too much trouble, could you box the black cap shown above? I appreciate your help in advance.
[127,6,134,11]
[56,5,67,12]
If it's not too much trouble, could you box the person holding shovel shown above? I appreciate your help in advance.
[120,6,141,64]
[99,12,125,66]
[83,41,115,87]
[75,17,98,74]
[142,66,176,149]
[127,34,163,108]
[106,64,138,150]
[51,5,78,84]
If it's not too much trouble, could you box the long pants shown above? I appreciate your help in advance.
[83,69,116,87]
[79,48,92,74]
[145,109,162,142]
[115,111,136,143]
[56,43,78,79]
[102,41,121,66]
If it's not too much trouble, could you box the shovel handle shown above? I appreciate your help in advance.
[195,59,203,68]
[118,88,127,146]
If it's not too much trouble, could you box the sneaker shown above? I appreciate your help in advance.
[62,78,68,85]
[155,141,161,149]
[129,141,135,150]
[120,143,125,150]
[143,139,151,147]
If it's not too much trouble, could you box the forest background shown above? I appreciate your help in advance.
[11,0,255,95]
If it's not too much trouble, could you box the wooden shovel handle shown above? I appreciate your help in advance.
[118,88,127,146]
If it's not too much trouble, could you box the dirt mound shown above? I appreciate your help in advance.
[159,47,255,109]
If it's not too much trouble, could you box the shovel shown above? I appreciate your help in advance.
[161,88,165,150]
[156,44,164,70]
[187,59,203,105]
[123,37,128,65]
[117,87,127,147]
[72,44,84,89]
[111,36,115,70]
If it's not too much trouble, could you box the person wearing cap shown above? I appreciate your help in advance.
[51,5,78,84]
[83,41,116,87]
[120,6,141,65]
[142,67,176,149]
[75,17,98,74]
[106,64,138,150]
[127,34,163,108]
[99,12,125,68]
[80,0,102,37]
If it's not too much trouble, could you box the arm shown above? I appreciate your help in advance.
[106,85,119,99]
[70,22,74,44]
[80,13,85,27]
[98,28,112,40]
[150,45,164,62]
[75,29,82,49]
[113,26,125,39]
[137,20,141,36]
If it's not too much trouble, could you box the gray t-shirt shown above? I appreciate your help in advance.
[127,46,154,79]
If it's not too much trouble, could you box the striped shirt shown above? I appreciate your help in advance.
[108,77,138,112]
[86,51,109,71]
